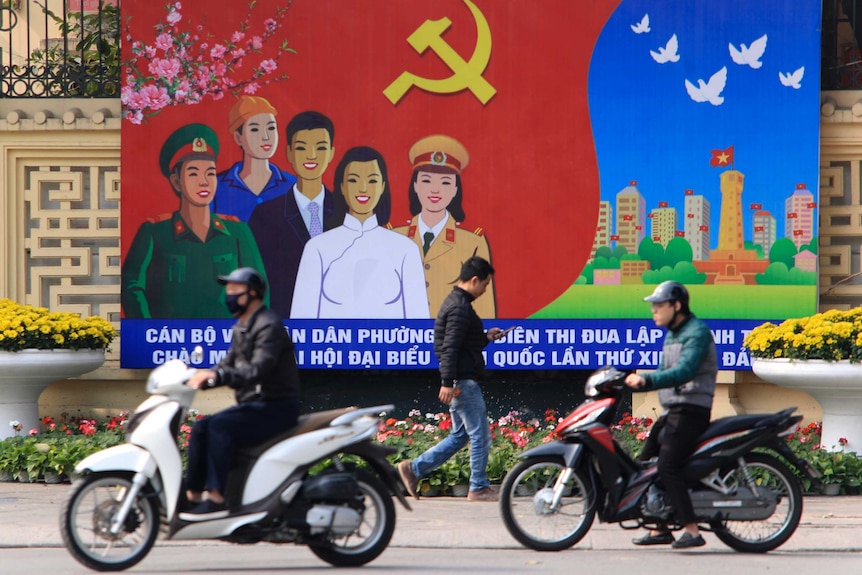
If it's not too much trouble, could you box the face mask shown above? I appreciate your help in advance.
[225,291,249,316]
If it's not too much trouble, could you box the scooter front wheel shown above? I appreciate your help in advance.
[60,472,160,571]
[500,456,596,551]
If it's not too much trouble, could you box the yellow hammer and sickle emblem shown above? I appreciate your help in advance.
[383,0,496,105]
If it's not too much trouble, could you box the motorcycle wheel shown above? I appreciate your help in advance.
[59,472,160,571]
[500,456,595,551]
[712,452,803,553]
[308,469,396,567]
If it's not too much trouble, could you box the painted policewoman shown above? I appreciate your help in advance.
[394,135,496,318]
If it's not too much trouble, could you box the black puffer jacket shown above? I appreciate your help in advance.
[212,306,301,403]
[434,287,489,386]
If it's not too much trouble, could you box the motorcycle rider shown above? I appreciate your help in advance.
[182,267,302,519]
[625,281,716,549]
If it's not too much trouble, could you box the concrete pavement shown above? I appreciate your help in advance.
[2,482,862,552]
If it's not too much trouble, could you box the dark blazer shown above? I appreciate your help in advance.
[248,188,337,317]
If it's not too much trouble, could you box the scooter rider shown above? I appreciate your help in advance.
[183,267,302,519]
[625,281,716,549]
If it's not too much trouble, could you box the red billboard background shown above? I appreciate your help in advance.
[121,0,616,318]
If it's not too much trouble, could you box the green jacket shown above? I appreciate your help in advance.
[122,211,267,319]
[645,314,717,410]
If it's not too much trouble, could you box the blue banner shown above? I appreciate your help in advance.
[121,318,764,371]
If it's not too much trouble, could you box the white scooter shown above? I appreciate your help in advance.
[59,352,411,571]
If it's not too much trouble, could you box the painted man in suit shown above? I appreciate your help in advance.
[248,111,337,317]
[393,135,496,318]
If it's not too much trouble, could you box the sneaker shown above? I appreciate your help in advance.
[467,487,498,502]
[398,461,419,500]
[632,531,675,546]
[671,532,706,549]
[178,499,229,522]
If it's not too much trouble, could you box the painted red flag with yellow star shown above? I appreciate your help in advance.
[710,145,734,167]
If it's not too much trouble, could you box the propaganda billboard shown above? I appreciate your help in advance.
[120,0,821,370]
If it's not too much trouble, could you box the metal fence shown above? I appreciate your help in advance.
[823,0,862,90]
[0,0,119,98]
[0,0,861,98]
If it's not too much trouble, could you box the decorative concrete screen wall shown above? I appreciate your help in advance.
[0,102,121,367]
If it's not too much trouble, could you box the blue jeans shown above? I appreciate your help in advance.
[411,379,491,491]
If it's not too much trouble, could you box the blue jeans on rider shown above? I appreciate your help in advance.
[185,397,302,495]
[411,379,491,492]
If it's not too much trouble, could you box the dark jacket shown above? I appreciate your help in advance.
[645,314,717,410]
[434,287,489,385]
[212,306,301,403]
[247,188,337,318]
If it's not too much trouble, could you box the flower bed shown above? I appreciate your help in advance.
[0,410,202,483]
[3,408,860,493]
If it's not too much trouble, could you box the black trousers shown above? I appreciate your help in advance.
[639,404,711,526]
[186,397,302,494]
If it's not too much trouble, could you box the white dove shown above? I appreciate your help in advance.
[650,34,679,63]
[684,66,728,106]
[729,34,768,69]
[778,66,805,89]
[631,14,650,34]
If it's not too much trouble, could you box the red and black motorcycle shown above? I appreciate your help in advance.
[499,366,821,553]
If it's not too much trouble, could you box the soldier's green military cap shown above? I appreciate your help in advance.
[159,123,220,178]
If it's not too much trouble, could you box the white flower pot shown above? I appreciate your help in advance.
[0,349,105,440]
[751,358,862,452]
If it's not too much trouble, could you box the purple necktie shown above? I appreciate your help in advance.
[308,202,322,237]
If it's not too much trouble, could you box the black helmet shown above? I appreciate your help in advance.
[644,281,689,309]
[217,267,267,298]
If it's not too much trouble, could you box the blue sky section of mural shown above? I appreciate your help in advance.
[589,0,821,246]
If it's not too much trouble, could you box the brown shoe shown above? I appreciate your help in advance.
[467,487,498,502]
[398,461,419,499]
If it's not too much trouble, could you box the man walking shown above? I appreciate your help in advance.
[398,256,502,502]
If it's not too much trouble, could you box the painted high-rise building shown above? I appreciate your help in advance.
[752,210,776,254]
[684,191,711,260]
[591,200,612,261]
[717,170,745,250]
[785,184,815,248]
[615,182,646,254]
[650,206,677,248]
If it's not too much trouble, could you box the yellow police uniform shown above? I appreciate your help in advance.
[394,214,496,319]
[398,134,497,318]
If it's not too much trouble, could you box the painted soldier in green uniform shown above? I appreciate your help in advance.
[122,123,267,319]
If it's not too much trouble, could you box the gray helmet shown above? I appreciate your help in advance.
[217,267,267,298]
[644,281,689,308]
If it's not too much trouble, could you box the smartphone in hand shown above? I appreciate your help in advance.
[496,325,519,339]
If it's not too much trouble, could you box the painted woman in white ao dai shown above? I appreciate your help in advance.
[291,146,430,319]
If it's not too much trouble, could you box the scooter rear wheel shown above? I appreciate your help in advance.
[60,472,160,571]
[308,469,396,567]
[500,456,595,551]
